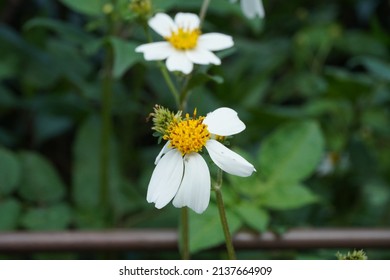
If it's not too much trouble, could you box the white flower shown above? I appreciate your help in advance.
[231,0,265,19]
[147,107,256,214]
[135,12,234,74]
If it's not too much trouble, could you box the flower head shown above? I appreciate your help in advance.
[147,107,256,214]
[231,0,265,19]
[136,13,234,74]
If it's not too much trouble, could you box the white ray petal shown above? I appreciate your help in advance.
[206,139,256,177]
[147,149,184,209]
[203,107,246,136]
[241,0,265,19]
[136,42,175,61]
[198,33,234,51]
[174,13,200,30]
[173,153,211,214]
[185,48,221,65]
[166,52,194,74]
[148,13,176,37]
[155,141,172,165]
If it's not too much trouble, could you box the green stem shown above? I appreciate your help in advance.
[142,19,187,259]
[100,42,114,223]
[143,25,180,108]
[179,75,192,111]
[214,168,236,260]
[158,62,181,108]
[180,207,190,259]
[199,0,212,25]
[100,0,117,224]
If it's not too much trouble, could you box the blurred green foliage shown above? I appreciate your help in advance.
[0,0,389,259]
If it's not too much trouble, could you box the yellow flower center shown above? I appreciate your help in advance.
[165,28,200,50]
[163,112,210,155]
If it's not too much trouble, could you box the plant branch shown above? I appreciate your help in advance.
[215,168,236,259]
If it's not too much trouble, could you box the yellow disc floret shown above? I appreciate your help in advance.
[165,28,200,50]
[163,111,210,155]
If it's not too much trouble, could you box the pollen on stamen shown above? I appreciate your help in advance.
[163,113,210,155]
[165,28,201,50]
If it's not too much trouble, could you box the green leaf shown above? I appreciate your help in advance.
[72,116,101,210]
[72,115,138,227]
[24,18,96,46]
[325,67,373,100]
[335,31,388,58]
[350,56,390,82]
[34,114,72,144]
[235,204,269,232]
[0,199,21,230]
[59,0,106,16]
[0,147,21,196]
[110,37,141,78]
[189,203,242,254]
[260,183,318,210]
[260,121,324,184]
[185,72,224,92]
[21,204,72,231]
[18,152,66,203]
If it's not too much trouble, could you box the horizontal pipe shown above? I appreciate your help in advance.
[0,229,389,252]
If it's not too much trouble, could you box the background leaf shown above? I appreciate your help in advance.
[110,37,142,79]
[260,121,325,184]
[189,203,242,254]
[18,152,66,203]
[0,199,21,230]
[260,183,318,210]
[59,0,105,16]
[234,204,269,232]
[20,204,72,231]
[0,147,21,196]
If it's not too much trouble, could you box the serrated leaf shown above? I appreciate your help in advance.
[18,152,66,203]
[260,183,318,210]
[20,204,72,231]
[235,204,269,232]
[260,121,324,184]
[0,147,21,196]
[59,0,106,16]
[110,37,142,78]
[189,203,242,254]
[0,199,21,230]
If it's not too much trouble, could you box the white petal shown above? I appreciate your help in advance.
[198,33,234,51]
[155,141,172,165]
[206,139,256,177]
[174,13,200,30]
[173,153,211,214]
[241,0,265,19]
[166,52,194,74]
[135,42,175,61]
[203,107,246,136]
[185,48,221,65]
[148,13,176,37]
[147,149,184,209]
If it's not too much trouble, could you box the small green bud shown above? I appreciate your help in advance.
[148,105,182,139]
[130,0,152,18]
[102,3,114,15]
[336,249,368,260]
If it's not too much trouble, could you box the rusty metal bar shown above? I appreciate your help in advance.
[0,229,389,252]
